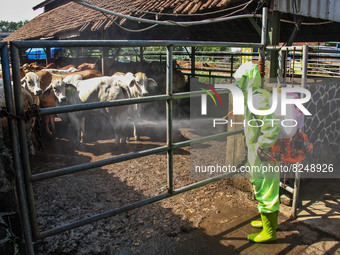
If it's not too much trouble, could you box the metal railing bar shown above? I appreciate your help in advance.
[307,60,340,64]
[1,44,35,255]
[173,170,239,194]
[38,192,170,239]
[38,169,239,239]
[31,128,244,183]
[279,182,294,194]
[12,40,264,49]
[310,48,340,54]
[306,74,340,78]
[267,45,304,51]
[39,89,232,116]
[39,94,171,116]
[172,128,244,149]
[166,46,174,193]
[308,54,340,59]
[291,45,308,219]
[31,145,169,182]
[180,67,237,73]
[10,43,40,240]
[142,52,259,57]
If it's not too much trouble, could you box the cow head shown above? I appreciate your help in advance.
[21,72,43,96]
[134,72,157,97]
[43,77,75,104]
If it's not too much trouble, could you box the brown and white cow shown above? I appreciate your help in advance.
[21,70,57,137]
[77,63,97,71]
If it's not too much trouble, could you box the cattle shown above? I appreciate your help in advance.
[42,67,79,75]
[77,63,97,71]
[108,60,186,94]
[146,61,188,118]
[0,80,36,155]
[112,72,157,141]
[58,64,76,70]
[108,60,188,118]
[45,63,57,69]
[20,64,31,78]
[21,72,43,97]
[145,60,187,94]
[24,62,57,73]
[44,75,132,145]
[28,62,71,71]
[64,69,103,80]
[21,70,57,137]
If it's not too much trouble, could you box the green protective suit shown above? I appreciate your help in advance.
[234,62,280,214]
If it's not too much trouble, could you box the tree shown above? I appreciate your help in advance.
[0,20,28,32]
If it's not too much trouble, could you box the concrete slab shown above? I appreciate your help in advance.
[297,179,340,239]
[301,239,340,255]
[140,179,340,255]
[170,195,339,255]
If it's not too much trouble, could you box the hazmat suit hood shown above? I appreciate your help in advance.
[234,61,262,100]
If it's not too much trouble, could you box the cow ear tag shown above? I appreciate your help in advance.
[67,86,75,95]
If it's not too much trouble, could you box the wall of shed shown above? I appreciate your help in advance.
[304,79,340,169]
[273,0,340,22]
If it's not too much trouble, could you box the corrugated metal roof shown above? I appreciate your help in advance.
[273,0,340,22]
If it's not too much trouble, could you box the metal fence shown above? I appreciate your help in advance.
[276,46,340,79]
[1,40,265,254]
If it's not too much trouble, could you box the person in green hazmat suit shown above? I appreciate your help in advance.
[234,61,281,243]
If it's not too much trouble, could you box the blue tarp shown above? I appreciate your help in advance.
[25,48,60,59]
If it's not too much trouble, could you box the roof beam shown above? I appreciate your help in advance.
[244,9,261,36]
[286,16,304,46]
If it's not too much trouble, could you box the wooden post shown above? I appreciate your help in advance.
[139,47,144,62]
[101,48,109,75]
[101,30,109,75]
[45,47,51,65]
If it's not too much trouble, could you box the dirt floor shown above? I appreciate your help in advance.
[29,116,340,254]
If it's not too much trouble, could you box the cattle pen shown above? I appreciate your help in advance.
[1,40,312,255]
[0,10,315,253]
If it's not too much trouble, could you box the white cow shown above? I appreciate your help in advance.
[113,72,157,141]
[44,75,131,145]
[21,72,43,97]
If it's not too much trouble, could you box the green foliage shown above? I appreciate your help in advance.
[0,20,28,32]
[324,42,338,47]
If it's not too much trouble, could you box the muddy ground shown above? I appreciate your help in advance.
[30,114,257,255]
